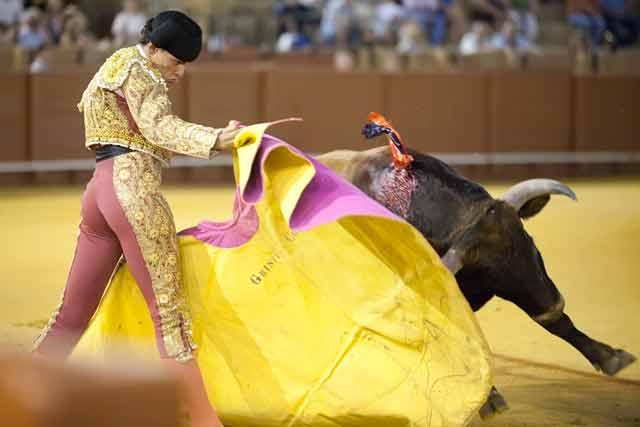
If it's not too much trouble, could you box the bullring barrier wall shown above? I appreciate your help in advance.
[1,68,638,184]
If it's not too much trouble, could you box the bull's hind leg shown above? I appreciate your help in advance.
[506,289,636,376]
[536,309,636,376]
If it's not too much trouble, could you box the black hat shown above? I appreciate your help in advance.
[145,11,202,62]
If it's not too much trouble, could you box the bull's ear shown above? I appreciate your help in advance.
[517,195,550,219]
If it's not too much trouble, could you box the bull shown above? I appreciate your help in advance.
[316,113,636,418]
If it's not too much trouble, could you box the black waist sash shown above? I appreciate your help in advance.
[95,145,135,162]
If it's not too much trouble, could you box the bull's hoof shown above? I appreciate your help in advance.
[597,349,637,376]
[478,387,509,420]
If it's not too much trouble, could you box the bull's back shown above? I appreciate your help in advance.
[407,152,492,255]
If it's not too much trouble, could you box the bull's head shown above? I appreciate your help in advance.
[442,179,577,275]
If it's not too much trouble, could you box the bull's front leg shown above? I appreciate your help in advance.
[535,305,636,376]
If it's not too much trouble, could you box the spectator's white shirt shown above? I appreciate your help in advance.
[374,2,406,38]
[320,0,354,41]
[30,54,49,73]
[276,32,296,53]
[298,0,321,8]
[459,31,493,55]
[404,0,439,10]
[0,0,22,26]
[491,32,532,51]
[112,11,147,41]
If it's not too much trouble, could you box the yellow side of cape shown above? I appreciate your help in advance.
[74,124,493,426]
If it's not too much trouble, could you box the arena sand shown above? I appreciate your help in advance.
[1,178,638,426]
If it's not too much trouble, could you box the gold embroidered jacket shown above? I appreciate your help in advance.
[78,46,221,165]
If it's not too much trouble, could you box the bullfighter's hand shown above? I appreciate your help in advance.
[216,120,243,151]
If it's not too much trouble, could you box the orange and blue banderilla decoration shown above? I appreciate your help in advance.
[362,112,414,169]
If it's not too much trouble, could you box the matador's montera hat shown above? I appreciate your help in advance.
[145,10,202,63]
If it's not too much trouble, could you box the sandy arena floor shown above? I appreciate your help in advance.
[1,178,638,425]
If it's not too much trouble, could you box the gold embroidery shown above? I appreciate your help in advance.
[122,64,220,159]
[113,152,195,362]
[82,84,172,165]
[78,47,164,113]
[79,45,221,164]
[96,46,166,92]
[32,289,65,350]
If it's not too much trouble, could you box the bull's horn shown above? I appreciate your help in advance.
[500,179,577,212]
[441,248,463,275]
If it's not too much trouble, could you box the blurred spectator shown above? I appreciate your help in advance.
[468,0,507,29]
[29,41,51,72]
[112,0,147,48]
[491,17,534,51]
[23,0,47,13]
[372,0,406,44]
[320,0,361,47]
[275,0,320,38]
[354,0,377,45]
[459,20,494,54]
[299,0,321,6]
[403,0,451,46]
[0,0,22,29]
[397,16,425,53]
[447,1,467,43]
[59,4,90,49]
[601,0,639,48]
[45,0,66,44]
[17,7,48,53]
[567,0,606,45]
[276,14,312,52]
[507,0,539,41]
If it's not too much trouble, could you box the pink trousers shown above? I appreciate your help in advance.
[34,152,195,362]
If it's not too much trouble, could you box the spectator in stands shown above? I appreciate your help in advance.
[275,0,320,39]
[567,0,606,45]
[491,17,534,51]
[403,0,452,46]
[45,0,66,44]
[112,0,148,48]
[459,20,494,54]
[372,0,406,45]
[507,0,539,41]
[0,25,14,43]
[29,41,51,72]
[600,0,639,48]
[320,0,361,47]
[58,4,91,49]
[468,0,507,29]
[276,14,312,52]
[17,7,49,53]
[397,17,425,53]
[0,0,22,38]
[23,0,47,13]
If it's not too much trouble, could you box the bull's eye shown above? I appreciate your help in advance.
[488,206,496,215]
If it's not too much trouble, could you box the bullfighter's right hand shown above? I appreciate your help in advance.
[216,120,243,151]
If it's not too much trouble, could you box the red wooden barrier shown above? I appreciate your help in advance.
[263,70,384,152]
[0,72,28,161]
[490,71,572,152]
[30,71,94,160]
[575,75,640,151]
[385,72,490,153]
